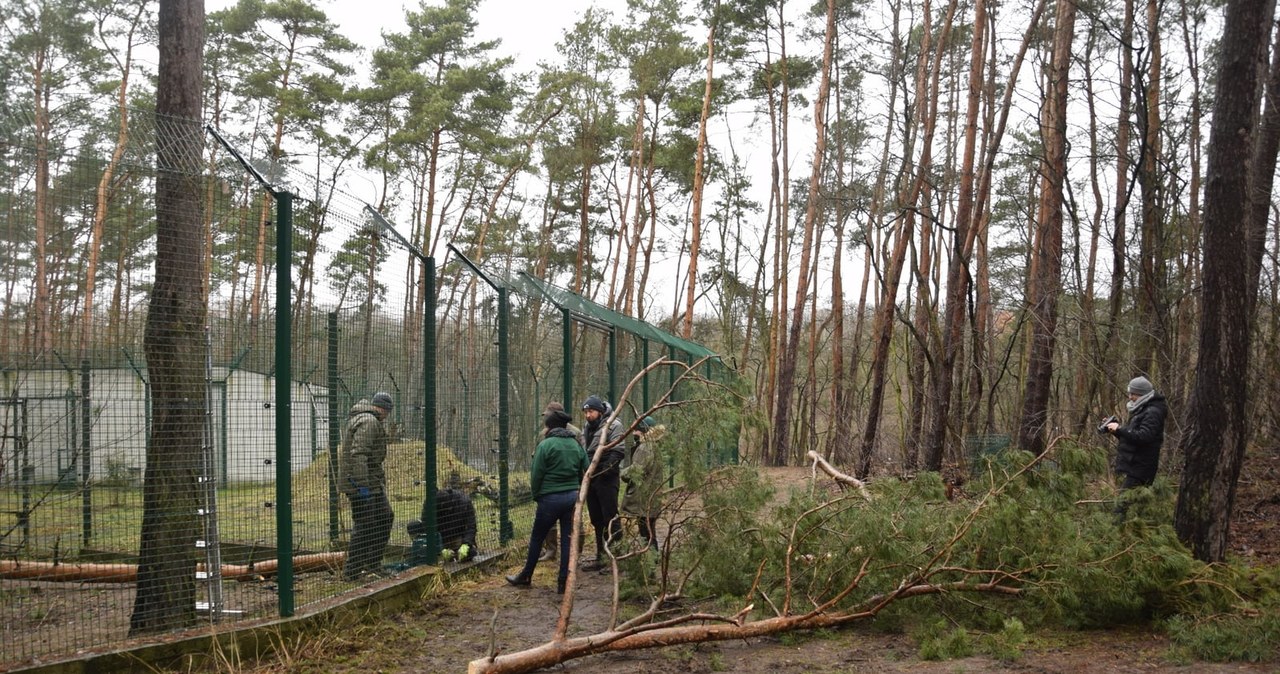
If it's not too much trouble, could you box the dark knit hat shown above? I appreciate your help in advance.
[371,392,394,410]
[544,408,572,429]
[1127,376,1153,396]
[582,395,608,413]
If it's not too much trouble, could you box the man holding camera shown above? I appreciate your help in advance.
[1102,376,1167,490]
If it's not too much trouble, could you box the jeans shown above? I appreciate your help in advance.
[516,489,578,585]
[345,490,393,578]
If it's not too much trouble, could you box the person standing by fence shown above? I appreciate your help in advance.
[506,405,588,593]
[581,395,624,571]
[339,392,394,580]
[536,402,583,562]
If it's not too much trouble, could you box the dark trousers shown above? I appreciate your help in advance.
[516,489,578,585]
[585,473,621,555]
[346,490,393,578]
[636,515,658,549]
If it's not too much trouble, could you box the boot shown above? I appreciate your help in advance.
[504,573,531,587]
[556,577,567,594]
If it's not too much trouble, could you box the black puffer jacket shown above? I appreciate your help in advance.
[1113,393,1167,483]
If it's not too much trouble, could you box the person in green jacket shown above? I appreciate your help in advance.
[506,406,588,593]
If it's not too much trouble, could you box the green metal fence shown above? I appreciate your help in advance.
[0,100,734,669]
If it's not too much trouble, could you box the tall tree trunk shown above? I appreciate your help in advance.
[1133,0,1166,378]
[84,2,144,356]
[684,4,719,337]
[1016,0,1075,455]
[923,0,988,471]
[32,53,52,354]
[1175,0,1276,563]
[770,0,836,466]
[131,0,205,636]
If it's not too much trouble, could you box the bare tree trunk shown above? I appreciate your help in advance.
[770,0,836,467]
[1016,0,1075,455]
[683,4,719,337]
[1133,0,1166,378]
[1176,0,1276,562]
[130,0,205,636]
[923,0,988,471]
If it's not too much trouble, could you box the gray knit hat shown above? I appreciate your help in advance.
[371,391,394,410]
[1127,376,1153,396]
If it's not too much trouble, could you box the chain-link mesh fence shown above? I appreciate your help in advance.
[0,99,734,668]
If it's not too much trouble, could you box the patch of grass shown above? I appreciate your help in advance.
[915,620,974,661]
[977,617,1026,662]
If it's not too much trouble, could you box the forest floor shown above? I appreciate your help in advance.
[232,446,1280,674]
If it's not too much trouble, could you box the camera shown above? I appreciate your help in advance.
[1096,415,1118,434]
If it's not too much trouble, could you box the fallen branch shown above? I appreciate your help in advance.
[806,450,873,499]
[0,551,345,583]
[466,580,1021,674]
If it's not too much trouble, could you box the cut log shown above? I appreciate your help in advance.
[0,551,346,583]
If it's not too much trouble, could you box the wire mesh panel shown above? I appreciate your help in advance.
[0,94,734,668]
[436,267,510,555]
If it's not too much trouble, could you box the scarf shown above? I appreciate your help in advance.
[1127,389,1155,413]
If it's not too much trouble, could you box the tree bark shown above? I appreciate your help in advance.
[130,0,205,637]
[1015,0,1074,455]
[683,3,718,337]
[1175,0,1277,562]
[770,0,836,466]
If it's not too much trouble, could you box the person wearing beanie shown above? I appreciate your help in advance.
[1103,375,1167,491]
[621,417,665,551]
[580,395,625,572]
[338,392,394,580]
[506,405,588,593]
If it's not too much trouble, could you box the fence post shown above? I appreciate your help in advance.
[607,328,617,405]
[561,307,573,407]
[327,311,340,545]
[498,287,512,544]
[274,190,294,617]
[423,256,439,564]
[641,338,650,411]
[80,359,92,546]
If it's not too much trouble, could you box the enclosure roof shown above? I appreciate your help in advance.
[490,270,721,363]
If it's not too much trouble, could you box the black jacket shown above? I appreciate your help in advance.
[1113,394,1167,483]
[407,488,477,558]
[583,416,625,479]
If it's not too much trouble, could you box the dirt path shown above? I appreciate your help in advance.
[246,556,1275,674]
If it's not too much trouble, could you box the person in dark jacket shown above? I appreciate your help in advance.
[406,472,478,562]
[580,395,625,571]
[506,407,589,593]
[1104,375,1168,489]
[338,392,394,580]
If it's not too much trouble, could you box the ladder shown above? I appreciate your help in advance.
[196,329,240,618]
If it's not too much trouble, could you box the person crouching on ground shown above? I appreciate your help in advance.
[506,406,588,594]
[406,471,478,562]
[621,416,665,551]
